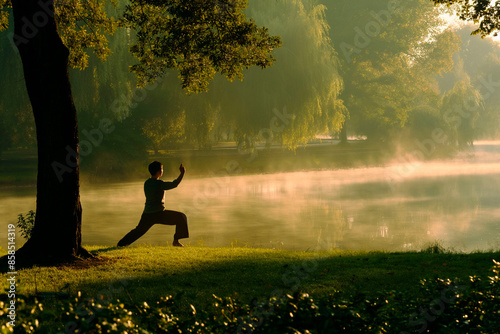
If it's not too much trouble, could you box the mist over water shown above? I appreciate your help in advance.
[2,142,500,252]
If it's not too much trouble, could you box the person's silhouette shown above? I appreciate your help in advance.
[117,161,188,247]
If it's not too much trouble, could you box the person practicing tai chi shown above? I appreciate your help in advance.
[118,161,189,247]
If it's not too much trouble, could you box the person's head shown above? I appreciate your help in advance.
[148,161,163,178]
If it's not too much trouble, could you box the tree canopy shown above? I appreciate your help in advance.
[124,0,281,93]
[0,0,118,67]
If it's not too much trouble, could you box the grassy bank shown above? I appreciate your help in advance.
[1,245,499,332]
[3,245,498,307]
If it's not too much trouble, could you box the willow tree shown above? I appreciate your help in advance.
[0,0,280,265]
[230,0,346,149]
[176,0,345,151]
[441,76,484,147]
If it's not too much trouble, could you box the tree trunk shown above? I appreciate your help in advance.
[340,121,348,145]
[10,0,88,264]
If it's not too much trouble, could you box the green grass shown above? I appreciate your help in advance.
[3,245,499,311]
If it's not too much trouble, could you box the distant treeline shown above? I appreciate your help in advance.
[1,0,500,163]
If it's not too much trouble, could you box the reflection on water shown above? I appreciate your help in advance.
[1,143,500,251]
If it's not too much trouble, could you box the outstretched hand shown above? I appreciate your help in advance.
[179,163,185,174]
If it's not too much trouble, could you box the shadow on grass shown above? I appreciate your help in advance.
[52,249,500,311]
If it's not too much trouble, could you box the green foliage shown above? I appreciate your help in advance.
[325,0,460,142]
[0,0,119,69]
[114,0,346,152]
[186,103,219,150]
[1,0,498,157]
[190,0,346,151]
[123,0,282,92]
[441,76,484,147]
[241,0,346,149]
[440,27,500,140]
[54,0,119,69]
[16,210,35,240]
[0,0,9,32]
[410,261,500,333]
[141,111,186,152]
[433,0,500,38]
[1,260,498,333]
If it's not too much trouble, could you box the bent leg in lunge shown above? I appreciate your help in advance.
[117,213,155,247]
[117,210,189,247]
[156,210,189,246]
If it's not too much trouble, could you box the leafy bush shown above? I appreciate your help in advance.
[420,241,447,254]
[16,210,35,240]
[1,260,498,333]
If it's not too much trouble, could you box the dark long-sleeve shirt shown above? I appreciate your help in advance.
[143,178,180,213]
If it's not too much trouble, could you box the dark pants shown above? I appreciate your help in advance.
[117,210,189,247]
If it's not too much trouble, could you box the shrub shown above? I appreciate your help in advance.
[16,210,35,240]
[420,241,447,254]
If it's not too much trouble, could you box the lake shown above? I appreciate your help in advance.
[2,141,500,252]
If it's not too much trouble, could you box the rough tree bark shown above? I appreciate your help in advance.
[10,0,89,265]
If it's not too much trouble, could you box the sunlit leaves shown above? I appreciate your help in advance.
[0,0,10,32]
[54,0,119,69]
[433,0,500,38]
[0,0,120,69]
[123,0,282,92]
[412,30,461,76]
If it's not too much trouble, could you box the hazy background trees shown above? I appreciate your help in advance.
[2,0,500,171]
[323,0,461,144]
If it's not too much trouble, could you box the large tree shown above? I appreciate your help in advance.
[0,0,280,266]
[0,0,116,265]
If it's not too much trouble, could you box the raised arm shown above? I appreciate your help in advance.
[176,163,185,185]
[161,164,186,190]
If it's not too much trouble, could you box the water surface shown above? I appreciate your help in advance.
[2,142,500,252]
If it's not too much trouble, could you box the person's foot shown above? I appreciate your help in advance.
[172,240,184,247]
